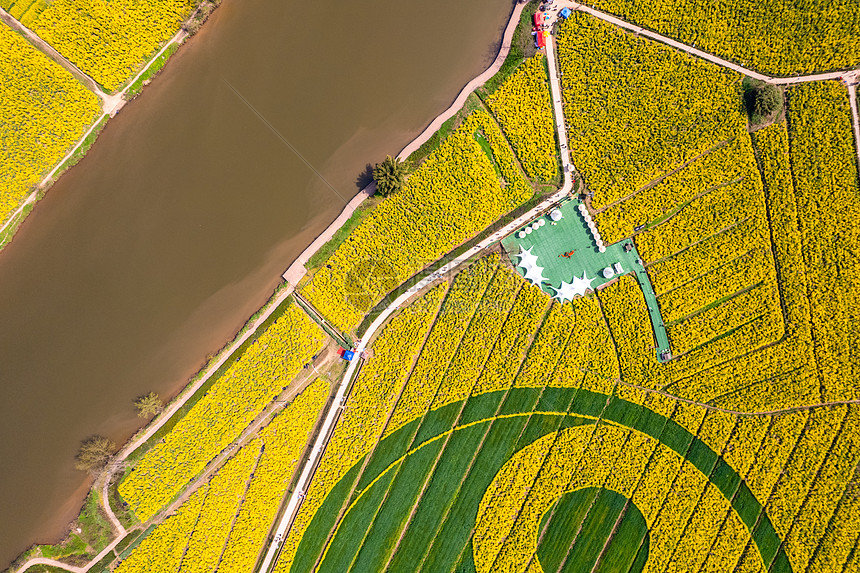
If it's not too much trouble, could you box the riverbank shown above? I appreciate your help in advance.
[0,0,223,254]
[0,1,517,569]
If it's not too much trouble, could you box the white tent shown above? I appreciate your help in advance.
[516,246,540,268]
[521,260,547,285]
[553,271,595,301]
[516,246,547,285]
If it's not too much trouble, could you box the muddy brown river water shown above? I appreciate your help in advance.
[0,0,512,566]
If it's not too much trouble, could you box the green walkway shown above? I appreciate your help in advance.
[501,199,671,360]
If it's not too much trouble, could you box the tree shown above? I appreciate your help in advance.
[134,391,163,418]
[372,155,410,197]
[753,84,780,117]
[744,81,781,121]
[75,436,117,475]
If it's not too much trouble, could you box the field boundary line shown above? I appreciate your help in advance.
[281,0,528,288]
[211,442,265,572]
[562,1,859,85]
[592,138,733,216]
[376,279,528,570]
[776,406,852,571]
[313,267,500,571]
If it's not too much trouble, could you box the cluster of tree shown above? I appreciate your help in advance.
[74,392,163,475]
[744,81,782,122]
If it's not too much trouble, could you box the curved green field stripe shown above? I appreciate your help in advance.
[293,387,792,573]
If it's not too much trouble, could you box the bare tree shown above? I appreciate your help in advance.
[135,392,163,418]
[75,436,117,475]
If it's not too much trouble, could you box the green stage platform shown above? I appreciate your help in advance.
[501,199,672,361]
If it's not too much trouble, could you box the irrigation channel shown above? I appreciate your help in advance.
[0,0,513,566]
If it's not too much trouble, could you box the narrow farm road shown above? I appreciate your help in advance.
[258,10,578,572]
[846,75,860,171]
[562,1,859,86]
[0,7,108,101]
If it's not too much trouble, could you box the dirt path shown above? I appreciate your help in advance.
[845,73,860,172]
[562,1,858,85]
[282,0,529,288]
[0,8,108,102]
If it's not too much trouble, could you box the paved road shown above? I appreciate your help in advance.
[282,1,529,288]
[258,9,577,572]
[563,1,858,85]
[846,73,860,171]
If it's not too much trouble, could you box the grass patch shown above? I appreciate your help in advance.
[37,534,87,560]
[113,530,141,555]
[21,566,72,573]
[75,490,113,554]
[474,130,502,177]
[123,292,296,466]
[117,524,157,560]
[339,439,449,572]
[476,1,539,98]
[125,43,180,98]
[0,200,34,250]
[85,551,115,573]
[56,114,110,175]
[306,197,380,270]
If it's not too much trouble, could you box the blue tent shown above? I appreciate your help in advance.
[560,7,572,18]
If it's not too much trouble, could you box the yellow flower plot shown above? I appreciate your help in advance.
[0,23,100,225]
[486,54,558,182]
[587,0,860,75]
[32,0,196,91]
[119,303,325,522]
[114,378,329,572]
[302,111,531,332]
[474,424,761,573]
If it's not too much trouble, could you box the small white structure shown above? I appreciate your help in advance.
[554,271,596,301]
[538,218,546,227]
[550,208,563,222]
[613,262,624,274]
[515,247,548,286]
[531,222,540,231]
[602,267,615,279]
[599,245,607,253]
[517,231,526,239]
[526,226,533,234]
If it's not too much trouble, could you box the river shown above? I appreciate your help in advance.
[0,0,512,566]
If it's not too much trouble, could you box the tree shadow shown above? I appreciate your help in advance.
[356,163,374,191]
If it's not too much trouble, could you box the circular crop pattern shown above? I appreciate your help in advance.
[287,388,791,573]
[536,487,649,573]
[473,424,756,573]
